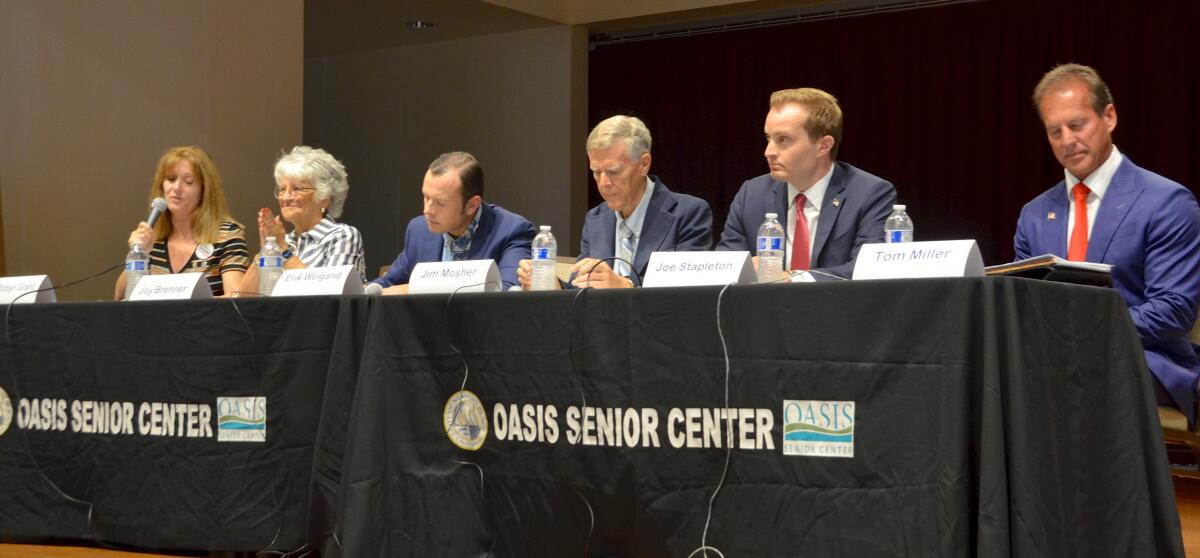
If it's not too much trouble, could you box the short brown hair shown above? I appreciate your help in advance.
[1032,63,1114,117]
[770,88,843,159]
[429,151,483,205]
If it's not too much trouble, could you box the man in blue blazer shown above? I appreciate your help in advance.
[717,88,895,280]
[1014,64,1200,424]
[373,152,535,292]
[517,115,712,289]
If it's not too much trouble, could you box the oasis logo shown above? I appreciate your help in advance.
[216,397,266,443]
[782,400,854,458]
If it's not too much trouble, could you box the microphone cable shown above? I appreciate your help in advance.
[790,268,849,281]
[690,268,837,556]
[442,279,505,557]
[574,256,639,289]
[687,282,737,558]
[562,285,596,556]
[0,259,130,549]
[4,260,123,345]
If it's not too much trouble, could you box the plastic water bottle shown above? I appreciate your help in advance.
[259,236,284,296]
[885,205,914,243]
[123,242,148,299]
[530,225,557,291]
[756,213,786,283]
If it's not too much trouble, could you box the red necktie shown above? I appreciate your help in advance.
[1067,183,1090,261]
[791,193,811,271]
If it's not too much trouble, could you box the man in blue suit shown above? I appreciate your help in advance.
[517,115,713,289]
[373,151,535,292]
[1014,63,1200,424]
[717,88,896,280]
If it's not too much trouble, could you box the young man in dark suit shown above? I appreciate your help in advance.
[718,88,896,280]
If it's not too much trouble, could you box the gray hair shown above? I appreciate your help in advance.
[274,146,350,218]
[1032,63,1114,118]
[587,115,652,160]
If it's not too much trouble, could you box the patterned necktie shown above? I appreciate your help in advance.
[1068,183,1090,261]
[616,221,636,277]
[448,227,473,261]
[791,193,811,271]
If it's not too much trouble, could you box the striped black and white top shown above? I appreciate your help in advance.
[284,216,366,283]
[148,220,250,297]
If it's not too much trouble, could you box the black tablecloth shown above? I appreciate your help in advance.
[0,278,1183,557]
[0,296,369,551]
[335,278,1182,557]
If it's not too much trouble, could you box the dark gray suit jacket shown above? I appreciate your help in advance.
[577,177,713,286]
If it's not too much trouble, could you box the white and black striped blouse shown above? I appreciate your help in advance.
[283,216,366,283]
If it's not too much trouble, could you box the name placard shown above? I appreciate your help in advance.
[0,275,55,304]
[852,240,984,280]
[128,273,212,301]
[408,260,501,294]
[642,251,756,288]
[270,265,364,297]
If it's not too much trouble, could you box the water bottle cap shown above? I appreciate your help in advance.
[764,213,778,219]
[893,205,906,211]
[266,236,276,242]
[539,225,551,232]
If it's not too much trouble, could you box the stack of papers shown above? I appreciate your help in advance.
[985,254,1112,287]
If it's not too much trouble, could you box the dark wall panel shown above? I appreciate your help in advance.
[589,0,1200,264]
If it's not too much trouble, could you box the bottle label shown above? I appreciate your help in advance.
[258,256,283,268]
[533,248,550,260]
[887,231,903,243]
[125,260,146,272]
[757,236,782,251]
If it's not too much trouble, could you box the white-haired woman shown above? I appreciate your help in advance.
[238,146,365,295]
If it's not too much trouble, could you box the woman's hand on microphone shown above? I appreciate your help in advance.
[128,222,153,253]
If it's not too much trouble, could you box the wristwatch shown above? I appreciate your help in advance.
[281,246,294,260]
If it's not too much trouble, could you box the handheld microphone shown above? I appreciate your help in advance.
[146,197,168,227]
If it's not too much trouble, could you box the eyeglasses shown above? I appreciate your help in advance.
[274,184,316,198]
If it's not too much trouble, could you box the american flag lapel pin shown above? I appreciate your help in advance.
[1048,211,1057,220]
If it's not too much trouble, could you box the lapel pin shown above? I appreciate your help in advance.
[832,198,841,207]
[1047,212,1056,220]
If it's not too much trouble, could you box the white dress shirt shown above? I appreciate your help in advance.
[1065,146,1124,239]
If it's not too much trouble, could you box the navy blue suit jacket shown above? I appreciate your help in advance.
[373,202,535,289]
[1015,156,1200,423]
[717,162,896,279]
[576,177,713,286]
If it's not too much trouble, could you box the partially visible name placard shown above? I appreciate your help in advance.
[408,260,500,294]
[852,240,984,280]
[642,251,756,287]
[128,273,212,301]
[0,275,55,304]
[270,265,364,297]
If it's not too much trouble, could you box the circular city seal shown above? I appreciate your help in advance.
[443,390,488,451]
[0,386,12,437]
